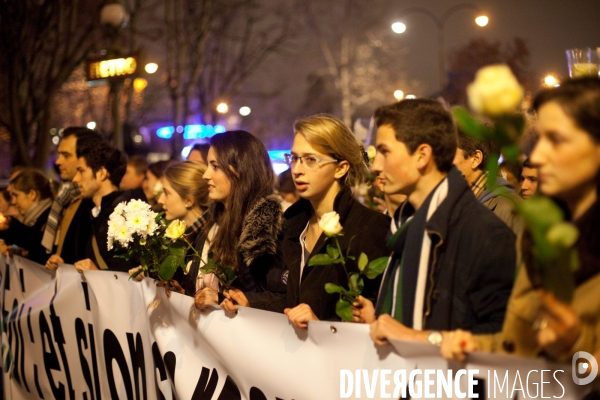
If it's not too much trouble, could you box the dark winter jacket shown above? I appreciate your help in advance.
[252,186,390,320]
[182,194,286,298]
[376,167,516,334]
[0,207,51,265]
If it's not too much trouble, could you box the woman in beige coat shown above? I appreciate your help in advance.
[441,77,600,363]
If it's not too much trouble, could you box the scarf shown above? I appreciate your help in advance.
[377,176,449,329]
[22,198,52,228]
[41,182,81,252]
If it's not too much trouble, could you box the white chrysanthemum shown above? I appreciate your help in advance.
[128,211,151,235]
[116,224,133,247]
[124,199,151,216]
[145,218,159,236]
[113,201,126,216]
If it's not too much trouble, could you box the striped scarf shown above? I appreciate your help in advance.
[377,176,449,329]
[41,182,80,253]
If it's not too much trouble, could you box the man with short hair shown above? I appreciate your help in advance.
[43,128,100,266]
[71,140,137,272]
[453,129,523,235]
[119,155,148,191]
[520,158,539,199]
[354,99,515,347]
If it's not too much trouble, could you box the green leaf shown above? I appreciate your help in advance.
[346,255,355,260]
[326,245,340,260]
[452,107,489,140]
[308,253,334,266]
[357,253,368,271]
[336,298,353,322]
[158,254,179,280]
[364,256,389,279]
[324,283,344,294]
[348,273,364,294]
[484,153,499,192]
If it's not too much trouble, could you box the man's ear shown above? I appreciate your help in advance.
[414,143,434,171]
[96,167,109,182]
[471,150,484,170]
[334,160,350,181]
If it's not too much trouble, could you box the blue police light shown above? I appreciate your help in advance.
[157,124,226,140]
[156,126,174,139]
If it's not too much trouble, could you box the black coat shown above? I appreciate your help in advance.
[376,167,516,333]
[60,198,94,265]
[282,187,390,321]
[0,207,51,265]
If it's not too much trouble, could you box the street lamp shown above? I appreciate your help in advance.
[100,2,128,151]
[216,102,229,114]
[392,3,488,91]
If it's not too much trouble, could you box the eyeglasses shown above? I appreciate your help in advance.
[284,153,338,169]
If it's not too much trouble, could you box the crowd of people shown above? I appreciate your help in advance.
[1,76,599,370]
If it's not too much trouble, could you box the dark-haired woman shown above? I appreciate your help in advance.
[0,169,54,264]
[442,77,600,363]
[192,130,285,308]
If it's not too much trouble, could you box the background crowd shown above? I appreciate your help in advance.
[2,75,599,376]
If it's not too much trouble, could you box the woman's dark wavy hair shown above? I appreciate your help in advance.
[206,130,274,270]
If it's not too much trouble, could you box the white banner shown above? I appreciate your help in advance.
[0,254,595,400]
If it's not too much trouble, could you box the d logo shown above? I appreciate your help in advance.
[572,351,598,385]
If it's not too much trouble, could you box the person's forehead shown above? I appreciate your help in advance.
[58,135,77,152]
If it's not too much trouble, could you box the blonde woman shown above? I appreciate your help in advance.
[130,161,210,289]
[222,115,390,329]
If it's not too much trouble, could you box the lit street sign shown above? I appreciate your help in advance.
[87,55,139,82]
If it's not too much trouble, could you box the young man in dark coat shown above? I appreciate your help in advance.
[353,99,516,347]
[69,138,138,272]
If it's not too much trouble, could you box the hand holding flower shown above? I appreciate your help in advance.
[352,295,376,324]
[129,266,145,281]
[537,291,582,358]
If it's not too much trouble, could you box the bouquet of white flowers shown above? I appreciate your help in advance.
[107,199,189,281]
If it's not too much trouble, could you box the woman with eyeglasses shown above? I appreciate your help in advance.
[192,130,286,310]
[441,77,600,364]
[221,114,390,329]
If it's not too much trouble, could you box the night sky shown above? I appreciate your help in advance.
[236,0,600,149]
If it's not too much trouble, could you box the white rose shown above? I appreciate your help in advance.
[367,145,377,160]
[165,219,186,240]
[467,64,524,117]
[153,181,163,197]
[319,211,343,237]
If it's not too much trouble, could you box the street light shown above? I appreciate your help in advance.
[544,74,560,87]
[216,102,229,113]
[100,2,128,151]
[392,3,488,90]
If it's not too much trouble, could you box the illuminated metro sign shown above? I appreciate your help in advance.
[86,55,139,82]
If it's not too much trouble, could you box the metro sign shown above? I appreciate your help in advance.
[87,55,139,82]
